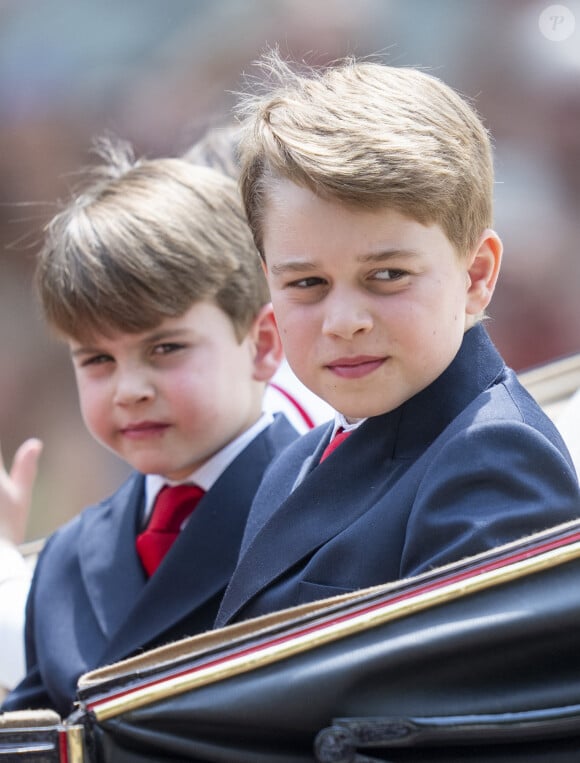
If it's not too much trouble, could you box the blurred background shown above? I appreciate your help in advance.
[1,0,579,539]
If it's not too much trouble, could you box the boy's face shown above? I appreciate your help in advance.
[262,180,499,421]
[68,301,275,480]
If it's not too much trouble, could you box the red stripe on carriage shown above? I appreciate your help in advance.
[86,527,580,714]
[268,382,316,429]
[58,730,69,763]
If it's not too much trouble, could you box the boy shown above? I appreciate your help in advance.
[215,53,580,627]
[3,140,298,716]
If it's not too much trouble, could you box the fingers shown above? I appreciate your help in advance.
[10,439,43,497]
[0,438,43,545]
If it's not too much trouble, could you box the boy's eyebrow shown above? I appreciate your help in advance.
[142,327,191,344]
[269,249,420,275]
[269,260,318,275]
[70,328,191,356]
[358,248,420,263]
[70,345,101,358]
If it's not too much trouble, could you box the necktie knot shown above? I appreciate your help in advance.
[319,428,351,462]
[136,484,205,576]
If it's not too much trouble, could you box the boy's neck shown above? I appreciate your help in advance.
[143,412,274,521]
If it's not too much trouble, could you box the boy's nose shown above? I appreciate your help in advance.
[322,294,373,339]
[113,370,154,406]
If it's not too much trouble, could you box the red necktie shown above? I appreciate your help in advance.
[319,428,351,462]
[136,484,205,576]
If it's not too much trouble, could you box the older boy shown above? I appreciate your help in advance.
[215,53,580,627]
[3,141,298,716]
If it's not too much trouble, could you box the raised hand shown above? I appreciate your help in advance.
[0,438,43,545]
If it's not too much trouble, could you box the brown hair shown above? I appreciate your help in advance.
[36,138,268,341]
[237,51,494,258]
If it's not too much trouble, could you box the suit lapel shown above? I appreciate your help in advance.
[99,487,243,663]
[99,417,297,665]
[78,473,146,641]
[291,430,329,490]
[216,415,399,626]
[235,423,332,562]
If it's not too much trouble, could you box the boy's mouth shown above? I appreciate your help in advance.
[326,355,385,379]
[121,421,170,439]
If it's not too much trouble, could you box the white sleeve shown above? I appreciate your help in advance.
[555,388,580,478]
[0,538,31,690]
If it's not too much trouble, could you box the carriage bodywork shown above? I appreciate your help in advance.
[4,519,580,763]
[2,353,580,763]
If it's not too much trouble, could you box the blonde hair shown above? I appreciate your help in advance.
[237,51,494,258]
[36,138,268,341]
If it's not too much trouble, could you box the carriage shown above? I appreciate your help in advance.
[2,353,580,763]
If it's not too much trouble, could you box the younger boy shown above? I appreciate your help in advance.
[3,141,297,716]
[215,53,580,627]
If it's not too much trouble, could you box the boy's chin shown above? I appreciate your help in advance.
[331,390,404,420]
[336,403,393,421]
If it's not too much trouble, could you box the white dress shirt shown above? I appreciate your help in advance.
[0,538,31,691]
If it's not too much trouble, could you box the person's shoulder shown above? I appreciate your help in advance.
[479,368,563,429]
[264,412,302,445]
[429,371,575,473]
[222,415,303,481]
[437,376,547,442]
[39,472,144,559]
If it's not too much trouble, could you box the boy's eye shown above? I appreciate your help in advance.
[287,276,326,289]
[81,354,112,367]
[372,268,407,281]
[369,267,412,284]
[152,342,185,356]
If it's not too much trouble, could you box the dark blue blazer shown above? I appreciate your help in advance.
[216,326,580,628]
[3,415,297,717]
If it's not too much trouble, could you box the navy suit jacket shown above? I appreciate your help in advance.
[216,326,580,628]
[3,415,297,717]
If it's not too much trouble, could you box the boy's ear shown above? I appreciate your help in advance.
[465,228,503,317]
[249,303,284,382]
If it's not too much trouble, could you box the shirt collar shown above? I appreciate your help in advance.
[329,412,367,438]
[144,412,274,521]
